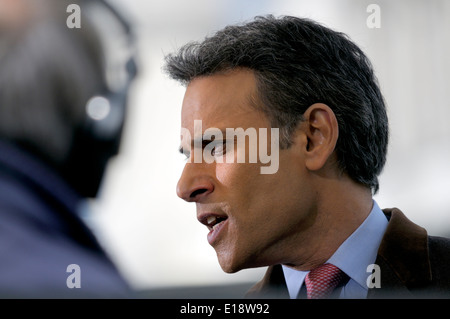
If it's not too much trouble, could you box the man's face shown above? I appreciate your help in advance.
[177,68,318,273]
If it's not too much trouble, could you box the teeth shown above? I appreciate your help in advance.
[207,216,216,225]
[213,222,221,230]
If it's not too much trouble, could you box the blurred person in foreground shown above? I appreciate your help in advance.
[0,0,137,298]
[165,15,450,298]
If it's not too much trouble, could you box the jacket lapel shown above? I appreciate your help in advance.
[368,208,432,298]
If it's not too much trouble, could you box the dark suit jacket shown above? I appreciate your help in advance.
[0,140,133,298]
[246,208,450,299]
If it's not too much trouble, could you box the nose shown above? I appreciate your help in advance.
[176,163,214,202]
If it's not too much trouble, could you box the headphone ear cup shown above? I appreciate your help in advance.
[86,94,123,137]
[84,91,127,152]
[63,91,127,197]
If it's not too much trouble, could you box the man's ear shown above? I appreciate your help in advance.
[301,103,339,171]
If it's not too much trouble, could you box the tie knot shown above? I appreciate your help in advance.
[305,263,346,299]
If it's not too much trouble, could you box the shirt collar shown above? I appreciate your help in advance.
[327,200,388,289]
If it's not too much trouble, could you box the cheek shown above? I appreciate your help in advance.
[214,162,259,187]
[214,163,233,185]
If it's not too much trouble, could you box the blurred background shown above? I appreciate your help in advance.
[83,0,450,296]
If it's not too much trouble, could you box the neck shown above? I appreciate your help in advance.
[283,176,373,271]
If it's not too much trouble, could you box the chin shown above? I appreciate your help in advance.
[219,262,242,274]
[217,251,253,274]
[216,253,243,273]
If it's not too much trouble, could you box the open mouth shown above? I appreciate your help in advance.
[198,213,229,245]
[205,215,227,231]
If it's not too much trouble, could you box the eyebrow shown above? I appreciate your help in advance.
[178,131,235,155]
[178,137,216,155]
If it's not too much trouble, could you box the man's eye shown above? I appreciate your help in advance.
[211,141,226,157]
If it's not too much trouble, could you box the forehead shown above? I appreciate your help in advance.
[181,68,269,131]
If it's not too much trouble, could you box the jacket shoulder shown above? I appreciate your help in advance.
[428,235,450,290]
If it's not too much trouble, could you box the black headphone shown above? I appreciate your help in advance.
[64,0,138,198]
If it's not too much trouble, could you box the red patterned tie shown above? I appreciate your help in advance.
[305,263,346,299]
